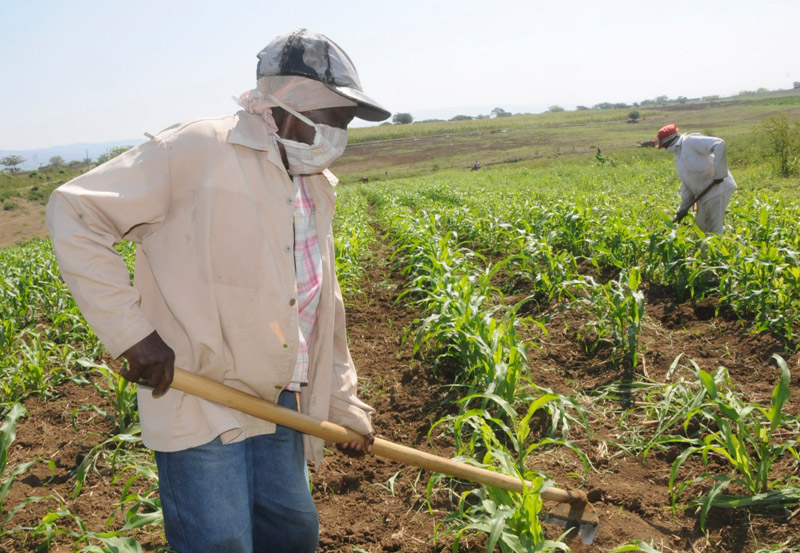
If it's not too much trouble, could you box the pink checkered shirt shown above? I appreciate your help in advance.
[286,176,323,392]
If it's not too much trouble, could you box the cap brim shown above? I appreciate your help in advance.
[326,84,391,122]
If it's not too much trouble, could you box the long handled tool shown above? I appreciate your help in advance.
[169,367,599,544]
[673,177,724,223]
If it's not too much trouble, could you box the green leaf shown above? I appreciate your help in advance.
[698,370,717,399]
[765,354,791,438]
[87,536,146,553]
[607,540,665,553]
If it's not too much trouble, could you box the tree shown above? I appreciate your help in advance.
[794,81,800,89]
[49,156,65,169]
[576,105,589,111]
[449,114,473,121]
[548,105,565,112]
[96,146,132,165]
[1,155,25,173]
[392,112,413,125]
[491,107,510,118]
[627,110,640,123]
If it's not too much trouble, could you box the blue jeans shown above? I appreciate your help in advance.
[155,391,319,553]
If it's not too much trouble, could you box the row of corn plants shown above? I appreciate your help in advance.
[345,157,799,550]
[361,183,592,552]
[333,189,376,302]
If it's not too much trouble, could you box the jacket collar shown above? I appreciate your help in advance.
[227,110,285,168]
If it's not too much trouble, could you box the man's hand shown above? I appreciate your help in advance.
[673,204,692,223]
[337,432,375,455]
[120,331,175,398]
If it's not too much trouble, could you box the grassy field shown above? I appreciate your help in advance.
[331,90,800,183]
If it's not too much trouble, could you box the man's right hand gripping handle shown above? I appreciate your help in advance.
[120,330,175,398]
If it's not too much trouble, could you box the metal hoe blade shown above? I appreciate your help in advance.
[543,501,599,545]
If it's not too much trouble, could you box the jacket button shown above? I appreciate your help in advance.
[289,298,296,306]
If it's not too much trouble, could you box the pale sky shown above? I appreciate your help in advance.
[1,0,798,150]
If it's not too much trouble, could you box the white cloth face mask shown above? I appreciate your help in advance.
[267,94,349,175]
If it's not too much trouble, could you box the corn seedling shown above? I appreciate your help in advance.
[426,393,589,551]
[565,267,646,367]
[73,430,143,499]
[1,404,39,527]
[77,359,140,434]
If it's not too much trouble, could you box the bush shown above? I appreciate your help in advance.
[760,113,800,177]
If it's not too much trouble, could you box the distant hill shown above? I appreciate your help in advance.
[1,139,145,171]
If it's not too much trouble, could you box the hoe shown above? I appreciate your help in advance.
[170,367,600,544]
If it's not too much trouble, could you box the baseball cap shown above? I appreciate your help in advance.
[656,124,680,149]
[256,29,391,122]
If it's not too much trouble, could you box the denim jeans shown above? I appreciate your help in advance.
[155,391,319,553]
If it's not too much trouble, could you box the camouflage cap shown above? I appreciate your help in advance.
[256,29,390,122]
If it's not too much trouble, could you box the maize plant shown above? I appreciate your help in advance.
[564,268,646,367]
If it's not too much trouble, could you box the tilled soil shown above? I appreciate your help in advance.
[3,245,799,552]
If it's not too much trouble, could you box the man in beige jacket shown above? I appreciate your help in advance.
[47,29,390,553]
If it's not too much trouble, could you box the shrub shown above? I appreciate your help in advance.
[760,113,800,177]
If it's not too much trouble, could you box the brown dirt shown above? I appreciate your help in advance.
[0,200,47,248]
[3,239,800,552]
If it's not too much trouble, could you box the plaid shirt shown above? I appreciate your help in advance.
[286,176,323,392]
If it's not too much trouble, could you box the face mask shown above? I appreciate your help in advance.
[665,137,680,152]
[267,94,349,175]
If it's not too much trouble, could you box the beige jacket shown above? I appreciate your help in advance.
[46,111,374,466]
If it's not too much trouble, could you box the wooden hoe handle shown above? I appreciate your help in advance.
[170,368,587,506]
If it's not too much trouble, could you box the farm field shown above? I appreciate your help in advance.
[2,98,800,553]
